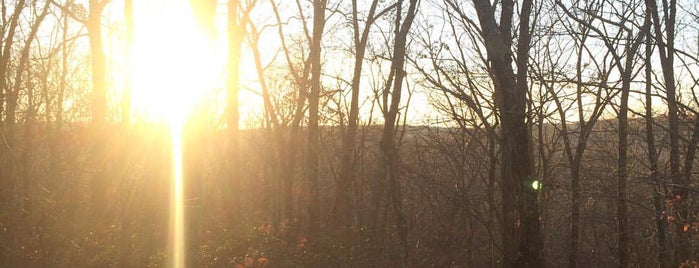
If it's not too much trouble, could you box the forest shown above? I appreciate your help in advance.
[1,0,698,267]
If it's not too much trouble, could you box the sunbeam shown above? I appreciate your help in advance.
[169,123,185,268]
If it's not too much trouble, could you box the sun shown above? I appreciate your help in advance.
[126,2,223,267]
[129,0,223,128]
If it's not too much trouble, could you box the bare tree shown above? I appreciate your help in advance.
[0,0,27,123]
[0,1,47,266]
[643,0,694,264]
[530,2,618,266]
[366,0,419,265]
[334,0,393,229]
[642,5,670,265]
[88,0,109,126]
[470,0,543,266]
[307,0,327,235]
[57,0,72,126]
[6,1,49,124]
[409,1,501,263]
[557,1,648,266]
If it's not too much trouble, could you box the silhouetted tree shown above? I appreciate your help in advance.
[471,0,543,266]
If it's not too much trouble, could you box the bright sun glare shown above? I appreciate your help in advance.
[128,2,222,268]
[130,0,222,127]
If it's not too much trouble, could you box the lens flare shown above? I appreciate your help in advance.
[531,180,542,191]
[170,124,185,268]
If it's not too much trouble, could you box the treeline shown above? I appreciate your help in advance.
[0,0,698,267]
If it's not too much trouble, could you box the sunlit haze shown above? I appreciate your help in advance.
[3,0,699,267]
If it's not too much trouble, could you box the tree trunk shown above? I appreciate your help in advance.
[644,11,669,266]
[335,0,382,229]
[122,0,133,125]
[85,1,111,264]
[226,0,243,227]
[617,27,646,266]
[645,0,687,261]
[307,0,326,235]
[471,0,542,266]
[680,115,699,264]
[617,71,630,268]
[566,29,588,268]
[58,3,69,126]
[270,0,310,238]
[375,1,418,265]
[89,0,108,126]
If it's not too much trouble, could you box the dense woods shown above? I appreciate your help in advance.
[1,0,699,267]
